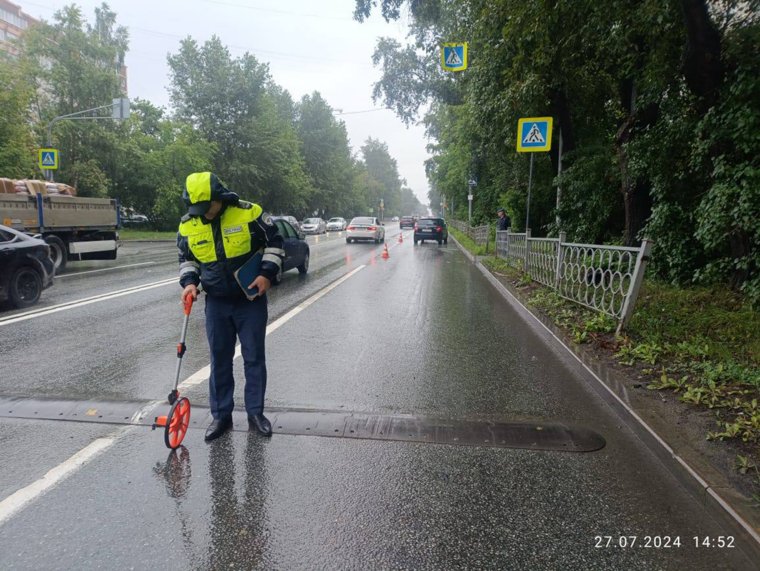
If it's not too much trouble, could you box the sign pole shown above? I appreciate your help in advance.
[556,127,563,231]
[525,153,534,231]
[516,116,553,232]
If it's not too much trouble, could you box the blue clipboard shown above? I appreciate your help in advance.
[233,251,263,300]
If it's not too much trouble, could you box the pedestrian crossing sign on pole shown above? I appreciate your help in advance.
[38,148,59,170]
[441,43,468,72]
[516,117,553,152]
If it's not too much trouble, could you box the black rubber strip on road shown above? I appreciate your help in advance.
[0,396,605,453]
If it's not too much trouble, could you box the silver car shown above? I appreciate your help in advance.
[326,217,347,231]
[300,217,326,234]
[277,215,300,233]
[346,216,385,243]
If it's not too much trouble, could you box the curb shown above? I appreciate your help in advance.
[449,233,760,562]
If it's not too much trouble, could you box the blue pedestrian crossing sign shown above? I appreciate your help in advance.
[516,117,553,153]
[38,148,59,170]
[441,43,468,72]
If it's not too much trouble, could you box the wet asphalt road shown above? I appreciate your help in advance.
[0,228,755,570]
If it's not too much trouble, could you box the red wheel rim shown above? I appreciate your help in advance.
[164,397,191,449]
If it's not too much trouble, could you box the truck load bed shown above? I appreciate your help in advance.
[0,193,118,231]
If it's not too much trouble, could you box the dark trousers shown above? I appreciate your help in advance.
[205,295,268,419]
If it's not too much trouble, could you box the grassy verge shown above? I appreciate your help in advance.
[472,243,760,494]
[449,227,490,255]
[119,229,177,240]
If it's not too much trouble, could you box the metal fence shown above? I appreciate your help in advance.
[495,230,652,333]
[449,220,491,250]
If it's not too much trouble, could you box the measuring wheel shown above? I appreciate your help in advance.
[154,397,191,450]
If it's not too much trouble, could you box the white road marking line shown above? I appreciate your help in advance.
[0,432,122,527]
[178,264,366,389]
[0,278,176,327]
[57,261,158,278]
[131,400,162,424]
[0,265,368,526]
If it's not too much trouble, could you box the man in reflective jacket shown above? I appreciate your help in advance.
[177,172,285,442]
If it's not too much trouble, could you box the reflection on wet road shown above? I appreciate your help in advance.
[0,231,755,569]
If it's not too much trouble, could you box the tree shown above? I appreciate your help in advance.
[167,36,313,212]
[0,57,36,177]
[295,92,355,217]
[355,0,760,303]
[360,138,403,216]
[22,3,128,195]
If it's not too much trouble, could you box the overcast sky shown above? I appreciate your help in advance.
[20,0,432,205]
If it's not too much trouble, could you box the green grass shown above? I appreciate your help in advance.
[449,228,490,255]
[480,253,760,478]
[119,229,177,240]
[628,281,760,367]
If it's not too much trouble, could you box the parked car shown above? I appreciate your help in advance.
[346,217,385,243]
[277,215,300,233]
[0,224,55,309]
[270,217,310,284]
[326,217,347,231]
[399,216,415,229]
[300,217,326,234]
[414,217,448,245]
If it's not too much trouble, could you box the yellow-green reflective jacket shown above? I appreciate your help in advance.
[177,201,285,298]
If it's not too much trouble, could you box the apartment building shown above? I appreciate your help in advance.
[0,0,127,94]
[0,0,36,57]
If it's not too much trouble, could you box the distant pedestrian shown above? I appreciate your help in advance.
[496,208,510,231]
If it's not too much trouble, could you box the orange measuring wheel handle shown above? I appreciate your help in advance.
[183,292,195,316]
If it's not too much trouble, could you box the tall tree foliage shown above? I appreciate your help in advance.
[295,92,355,217]
[1,4,423,234]
[22,3,127,196]
[0,57,36,177]
[356,0,760,304]
[361,137,403,216]
[167,36,313,211]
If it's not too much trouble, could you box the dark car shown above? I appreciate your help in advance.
[271,217,310,284]
[0,224,55,308]
[399,216,415,229]
[414,217,449,245]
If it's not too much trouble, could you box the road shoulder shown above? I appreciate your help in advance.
[449,234,760,561]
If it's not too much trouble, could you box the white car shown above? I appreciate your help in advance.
[300,218,326,234]
[346,216,385,243]
[326,217,347,231]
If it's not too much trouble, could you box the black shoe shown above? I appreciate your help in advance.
[204,417,232,442]
[248,414,272,437]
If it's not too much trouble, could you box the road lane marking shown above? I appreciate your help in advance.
[178,264,367,389]
[57,261,158,278]
[0,266,368,525]
[0,432,122,527]
[0,278,176,327]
